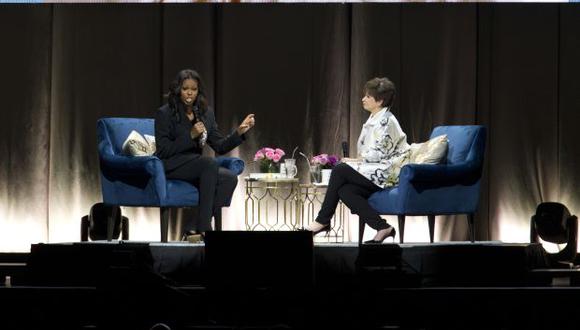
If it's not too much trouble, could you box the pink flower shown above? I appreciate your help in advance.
[254,151,265,161]
[254,146,286,165]
[328,155,339,166]
[313,154,328,165]
[312,153,340,169]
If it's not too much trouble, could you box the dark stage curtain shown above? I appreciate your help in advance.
[0,6,52,251]
[485,5,560,243]
[48,4,162,242]
[216,4,351,233]
[1,3,580,250]
[558,5,580,239]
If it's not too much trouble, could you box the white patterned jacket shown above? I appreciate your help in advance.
[348,107,411,188]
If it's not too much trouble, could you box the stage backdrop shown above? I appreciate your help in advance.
[1,3,579,251]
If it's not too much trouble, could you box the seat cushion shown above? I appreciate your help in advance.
[368,186,402,214]
[163,179,199,207]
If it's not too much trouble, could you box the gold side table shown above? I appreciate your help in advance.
[244,176,301,231]
[244,176,345,242]
[298,183,345,243]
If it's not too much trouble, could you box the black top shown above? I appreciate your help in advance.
[154,104,245,172]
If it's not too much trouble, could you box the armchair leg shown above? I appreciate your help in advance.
[106,206,118,242]
[81,216,89,242]
[214,208,223,231]
[121,216,129,240]
[398,215,405,244]
[428,215,435,243]
[358,217,365,246]
[530,216,540,243]
[160,207,170,243]
[467,213,475,243]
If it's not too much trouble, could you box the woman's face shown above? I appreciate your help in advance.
[180,78,199,106]
[362,93,383,112]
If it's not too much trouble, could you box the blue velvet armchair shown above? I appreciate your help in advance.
[365,125,487,243]
[97,117,245,242]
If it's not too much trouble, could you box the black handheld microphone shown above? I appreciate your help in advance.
[191,105,206,147]
[191,105,202,124]
[341,141,349,157]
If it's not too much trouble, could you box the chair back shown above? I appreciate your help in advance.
[431,125,486,168]
[97,118,154,156]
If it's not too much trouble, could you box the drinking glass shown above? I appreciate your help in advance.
[284,159,298,178]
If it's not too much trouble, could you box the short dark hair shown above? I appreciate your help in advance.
[364,77,396,108]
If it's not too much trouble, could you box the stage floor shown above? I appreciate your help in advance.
[22,240,551,288]
[4,240,579,329]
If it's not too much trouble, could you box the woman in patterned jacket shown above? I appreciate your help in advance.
[306,77,410,244]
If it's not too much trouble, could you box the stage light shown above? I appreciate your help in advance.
[80,203,128,241]
[530,202,578,268]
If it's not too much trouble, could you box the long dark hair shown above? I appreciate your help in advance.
[167,69,209,121]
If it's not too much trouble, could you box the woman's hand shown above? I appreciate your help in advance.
[341,157,362,163]
[237,114,255,135]
[190,121,206,139]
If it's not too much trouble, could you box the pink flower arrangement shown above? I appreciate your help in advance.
[254,147,286,173]
[254,147,285,163]
[312,154,340,169]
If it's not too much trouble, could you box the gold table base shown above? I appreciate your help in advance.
[244,176,344,243]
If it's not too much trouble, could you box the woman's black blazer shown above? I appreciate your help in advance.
[154,104,245,172]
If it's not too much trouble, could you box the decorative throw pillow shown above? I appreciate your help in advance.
[143,134,156,154]
[122,130,155,156]
[409,134,448,164]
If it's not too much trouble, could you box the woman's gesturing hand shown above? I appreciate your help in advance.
[190,121,206,139]
[237,114,255,135]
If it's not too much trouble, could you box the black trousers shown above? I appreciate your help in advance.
[166,156,238,232]
[316,163,388,231]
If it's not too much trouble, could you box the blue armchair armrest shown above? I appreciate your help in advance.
[99,151,168,202]
[216,156,245,175]
[99,151,164,175]
[400,163,482,184]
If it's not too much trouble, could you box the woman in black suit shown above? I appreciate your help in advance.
[155,69,255,239]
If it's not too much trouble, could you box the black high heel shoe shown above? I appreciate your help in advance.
[298,222,331,237]
[364,226,396,244]
[311,223,331,237]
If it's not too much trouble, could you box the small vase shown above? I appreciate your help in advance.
[259,161,279,173]
[283,158,298,178]
[310,164,321,184]
[321,169,332,185]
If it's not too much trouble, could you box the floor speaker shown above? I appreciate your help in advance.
[27,242,159,287]
[204,231,313,289]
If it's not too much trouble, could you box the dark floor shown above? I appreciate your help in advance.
[1,242,579,330]
[2,285,580,329]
